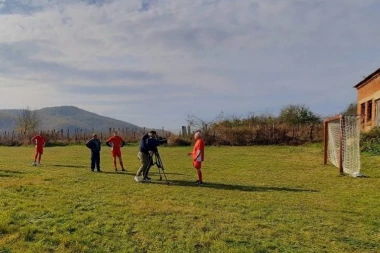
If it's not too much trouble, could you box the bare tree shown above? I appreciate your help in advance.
[187,111,224,135]
[16,107,40,134]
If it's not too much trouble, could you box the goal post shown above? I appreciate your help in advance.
[323,115,361,177]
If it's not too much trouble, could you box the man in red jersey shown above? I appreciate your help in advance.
[106,131,126,172]
[187,131,205,185]
[31,131,46,166]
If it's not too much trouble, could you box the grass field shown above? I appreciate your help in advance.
[0,144,379,253]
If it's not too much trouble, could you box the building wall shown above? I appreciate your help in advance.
[356,74,380,131]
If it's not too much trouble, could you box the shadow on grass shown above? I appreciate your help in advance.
[157,179,319,193]
[0,170,24,174]
[101,171,133,175]
[0,170,24,177]
[99,170,184,176]
[52,164,88,169]
[148,171,185,176]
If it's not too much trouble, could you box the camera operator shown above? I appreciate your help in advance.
[134,131,158,182]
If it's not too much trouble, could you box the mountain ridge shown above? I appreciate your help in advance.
[0,106,142,132]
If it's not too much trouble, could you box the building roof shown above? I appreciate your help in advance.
[354,68,380,89]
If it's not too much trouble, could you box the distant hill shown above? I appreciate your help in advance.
[0,110,18,130]
[0,106,142,133]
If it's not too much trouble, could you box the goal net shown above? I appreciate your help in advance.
[324,115,361,177]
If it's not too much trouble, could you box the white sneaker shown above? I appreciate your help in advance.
[134,176,140,182]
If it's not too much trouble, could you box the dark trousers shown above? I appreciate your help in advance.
[91,152,100,171]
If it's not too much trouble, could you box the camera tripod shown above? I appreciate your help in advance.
[143,151,169,185]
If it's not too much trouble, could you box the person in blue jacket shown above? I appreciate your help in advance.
[134,131,157,182]
[85,133,102,172]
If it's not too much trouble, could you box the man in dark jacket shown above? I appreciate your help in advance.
[134,131,157,182]
[85,133,102,172]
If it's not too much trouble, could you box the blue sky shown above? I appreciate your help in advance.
[0,0,379,132]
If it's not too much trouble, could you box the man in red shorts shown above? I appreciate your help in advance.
[31,131,46,166]
[106,131,126,172]
[188,131,205,185]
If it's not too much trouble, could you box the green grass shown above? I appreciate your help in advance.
[0,144,380,253]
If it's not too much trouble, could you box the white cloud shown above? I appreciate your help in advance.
[0,0,379,130]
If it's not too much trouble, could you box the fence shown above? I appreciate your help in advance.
[180,123,324,145]
[0,123,324,147]
[0,127,172,146]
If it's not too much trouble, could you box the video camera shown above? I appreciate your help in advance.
[147,136,168,148]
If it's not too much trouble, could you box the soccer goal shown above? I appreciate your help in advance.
[323,115,361,177]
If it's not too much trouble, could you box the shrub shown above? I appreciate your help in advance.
[168,137,192,146]
[360,127,380,155]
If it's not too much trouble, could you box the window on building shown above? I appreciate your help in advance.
[367,100,373,122]
[376,99,380,126]
[361,103,365,123]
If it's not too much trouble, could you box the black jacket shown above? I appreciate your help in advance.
[86,138,101,153]
[139,134,156,153]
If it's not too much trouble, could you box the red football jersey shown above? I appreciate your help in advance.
[31,135,45,148]
[106,135,124,151]
[192,139,205,162]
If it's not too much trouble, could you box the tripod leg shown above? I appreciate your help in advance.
[153,153,162,180]
[157,167,162,181]
[157,154,169,184]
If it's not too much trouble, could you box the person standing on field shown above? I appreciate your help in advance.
[188,131,205,185]
[31,131,46,166]
[134,131,157,183]
[106,131,126,172]
[85,133,102,172]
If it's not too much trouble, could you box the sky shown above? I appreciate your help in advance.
[0,0,379,132]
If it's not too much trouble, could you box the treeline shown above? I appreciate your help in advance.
[180,104,323,145]
[1,103,358,147]
[206,120,321,145]
[0,122,322,147]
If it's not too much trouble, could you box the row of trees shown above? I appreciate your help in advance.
[186,103,357,145]
[6,103,357,146]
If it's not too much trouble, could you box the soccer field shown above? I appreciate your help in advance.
[0,144,379,253]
